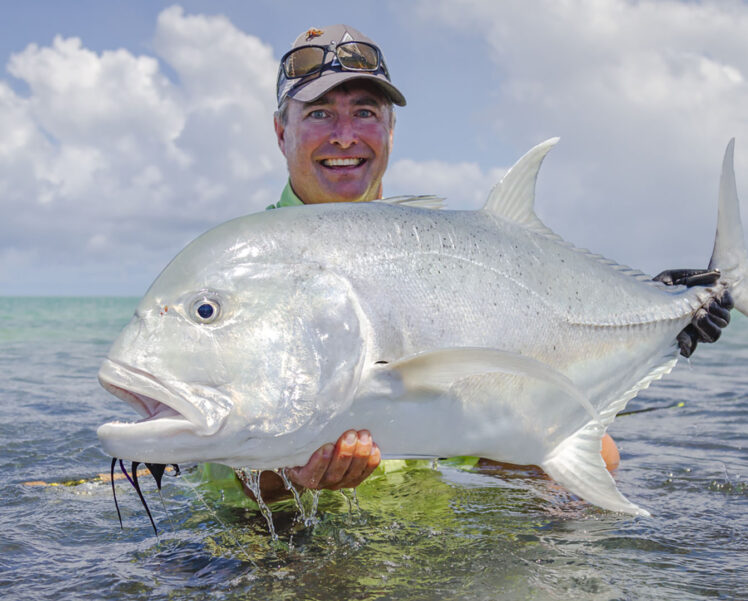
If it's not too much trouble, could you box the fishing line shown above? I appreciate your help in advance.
[618,401,686,417]
[155,487,178,534]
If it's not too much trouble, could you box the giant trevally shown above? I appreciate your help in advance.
[97,139,748,516]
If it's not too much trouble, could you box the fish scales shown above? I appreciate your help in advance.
[247,203,699,383]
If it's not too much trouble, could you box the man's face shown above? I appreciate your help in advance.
[275,81,394,204]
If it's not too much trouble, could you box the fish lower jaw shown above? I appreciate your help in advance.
[97,382,207,460]
[96,417,203,464]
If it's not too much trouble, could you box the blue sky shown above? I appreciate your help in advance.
[2,0,747,295]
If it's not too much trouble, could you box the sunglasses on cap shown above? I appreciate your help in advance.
[279,40,391,82]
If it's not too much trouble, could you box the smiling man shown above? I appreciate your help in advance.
[273,81,394,204]
[268,25,403,209]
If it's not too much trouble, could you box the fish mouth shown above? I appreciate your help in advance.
[97,358,231,462]
[101,381,187,427]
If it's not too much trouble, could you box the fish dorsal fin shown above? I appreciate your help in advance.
[376,195,446,210]
[484,138,658,285]
[482,138,559,237]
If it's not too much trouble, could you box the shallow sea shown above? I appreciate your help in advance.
[0,296,746,600]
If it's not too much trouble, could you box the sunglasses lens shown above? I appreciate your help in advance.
[283,46,326,78]
[337,42,379,70]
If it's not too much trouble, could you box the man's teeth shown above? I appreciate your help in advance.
[322,158,364,167]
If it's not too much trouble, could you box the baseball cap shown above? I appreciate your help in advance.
[276,24,406,107]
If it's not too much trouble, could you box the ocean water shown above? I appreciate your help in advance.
[0,296,746,601]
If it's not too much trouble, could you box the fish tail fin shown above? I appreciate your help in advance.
[542,421,650,516]
[708,139,748,316]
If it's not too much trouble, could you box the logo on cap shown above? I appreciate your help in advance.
[305,28,324,41]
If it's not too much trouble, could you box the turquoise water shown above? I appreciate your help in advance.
[0,297,745,600]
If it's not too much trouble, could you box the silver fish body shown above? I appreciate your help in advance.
[98,139,748,515]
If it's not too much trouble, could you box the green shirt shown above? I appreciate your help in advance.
[266,181,304,210]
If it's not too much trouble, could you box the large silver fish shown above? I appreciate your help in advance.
[98,139,748,516]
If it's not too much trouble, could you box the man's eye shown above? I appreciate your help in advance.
[356,109,375,118]
[308,109,327,119]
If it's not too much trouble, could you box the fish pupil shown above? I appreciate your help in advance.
[197,303,214,319]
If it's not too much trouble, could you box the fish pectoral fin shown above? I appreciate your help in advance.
[542,421,650,516]
[389,347,601,423]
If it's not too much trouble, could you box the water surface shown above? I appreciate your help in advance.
[0,297,745,600]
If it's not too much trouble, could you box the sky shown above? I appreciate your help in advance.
[1,0,747,295]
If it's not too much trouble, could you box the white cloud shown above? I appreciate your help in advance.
[386,159,506,210]
[2,1,748,294]
[416,0,748,274]
[0,6,286,294]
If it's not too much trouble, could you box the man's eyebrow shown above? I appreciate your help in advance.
[306,96,330,107]
[352,96,384,107]
[305,94,385,108]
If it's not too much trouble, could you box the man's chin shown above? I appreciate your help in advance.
[308,188,375,204]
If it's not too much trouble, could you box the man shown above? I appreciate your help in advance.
[247,24,732,503]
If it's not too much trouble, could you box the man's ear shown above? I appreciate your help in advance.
[387,106,395,152]
[274,112,286,156]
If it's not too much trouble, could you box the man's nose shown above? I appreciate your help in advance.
[329,117,357,148]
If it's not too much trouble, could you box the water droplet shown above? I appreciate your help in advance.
[305,490,321,527]
[276,468,307,523]
[236,468,277,540]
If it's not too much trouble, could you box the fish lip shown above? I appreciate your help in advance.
[97,358,226,435]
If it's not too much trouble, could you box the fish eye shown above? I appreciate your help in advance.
[191,296,221,324]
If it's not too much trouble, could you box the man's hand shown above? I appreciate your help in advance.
[286,429,381,491]
[653,268,733,358]
[240,430,381,504]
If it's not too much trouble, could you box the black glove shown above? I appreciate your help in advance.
[653,269,734,358]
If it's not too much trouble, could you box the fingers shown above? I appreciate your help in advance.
[286,430,381,492]
[287,443,335,489]
[321,430,365,489]
[710,290,733,321]
[324,431,381,490]
[718,289,734,311]
[706,300,730,328]
[692,308,722,343]
[653,269,720,287]
[678,288,735,357]
[677,326,698,358]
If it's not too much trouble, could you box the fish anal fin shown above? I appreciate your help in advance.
[542,422,650,516]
